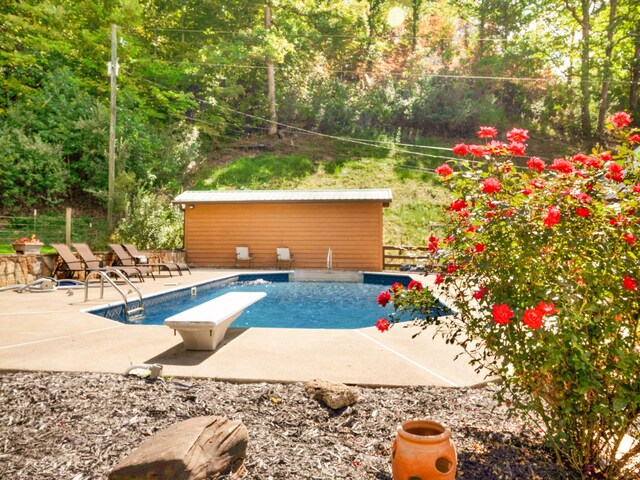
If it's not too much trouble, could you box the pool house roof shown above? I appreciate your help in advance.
[173,189,393,206]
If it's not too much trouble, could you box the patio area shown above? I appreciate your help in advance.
[0,269,489,387]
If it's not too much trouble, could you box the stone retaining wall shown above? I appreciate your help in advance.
[0,250,188,287]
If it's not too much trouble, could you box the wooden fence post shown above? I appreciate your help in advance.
[65,208,72,244]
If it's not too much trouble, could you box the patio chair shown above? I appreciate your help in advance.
[50,243,87,279]
[235,246,253,268]
[109,243,186,279]
[276,247,294,269]
[122,243,191,275]
[71,243,144,282]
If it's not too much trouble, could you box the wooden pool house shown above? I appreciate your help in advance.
[173,189,392,270]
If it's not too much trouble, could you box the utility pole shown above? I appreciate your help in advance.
[265,2,278,136]
[107,24,118,231]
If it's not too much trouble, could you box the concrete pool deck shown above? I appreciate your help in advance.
[0,269,490,387]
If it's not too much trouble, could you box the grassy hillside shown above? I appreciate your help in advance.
[188,135,452,245]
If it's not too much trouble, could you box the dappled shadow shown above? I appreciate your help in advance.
[144,327,250,366]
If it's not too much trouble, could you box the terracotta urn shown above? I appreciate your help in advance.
[391,419,457,480]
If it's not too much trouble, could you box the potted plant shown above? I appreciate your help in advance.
[12,234,44,255]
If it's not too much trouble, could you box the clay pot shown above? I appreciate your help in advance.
[391,419,457,480]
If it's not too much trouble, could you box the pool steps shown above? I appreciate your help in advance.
[291,270,363,282]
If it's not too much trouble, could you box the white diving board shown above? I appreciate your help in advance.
[164,291,266,351]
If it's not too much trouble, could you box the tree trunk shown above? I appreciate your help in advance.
[265,1,277,137]
[596,0,617,140]
[476,1,487,62]
[410,0,423,52]
[578,0,592,140]
[365,0,382,72]
[630,19,640,117]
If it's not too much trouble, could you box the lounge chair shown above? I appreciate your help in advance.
[164,292,266,350]
[50,243,86,279]
[109,243,184,279]
[71,243,144,282]
[235,246,253,268]
[276,247,294,269]
[122,243,191,275]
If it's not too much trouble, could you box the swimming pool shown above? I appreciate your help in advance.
[88,273,442,329]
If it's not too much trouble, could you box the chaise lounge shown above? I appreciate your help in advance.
[109,243,180,278]
[123,243,191,275]
[71,243,145,282]
[164,292,266,350]
[50,243,88,280]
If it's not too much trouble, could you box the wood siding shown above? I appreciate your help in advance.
[184,202,383,270]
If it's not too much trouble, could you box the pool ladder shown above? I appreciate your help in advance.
[84,269,145,321]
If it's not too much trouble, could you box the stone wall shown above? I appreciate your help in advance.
[0,254,56,287]
[0,250,188,287]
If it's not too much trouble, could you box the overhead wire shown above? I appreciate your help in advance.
[134,76,543,171]
[134,58,630,85]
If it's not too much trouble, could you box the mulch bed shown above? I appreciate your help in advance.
[0,371,578,479]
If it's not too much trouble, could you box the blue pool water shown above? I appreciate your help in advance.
[89,273,446,329]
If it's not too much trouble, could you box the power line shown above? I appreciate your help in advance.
[133,58,631,85]
[134,76,544,170]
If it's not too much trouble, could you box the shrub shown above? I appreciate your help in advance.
[379,114,640,478]
[112,188,183,250]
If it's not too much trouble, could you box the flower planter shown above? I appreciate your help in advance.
[12,242,44,255]
[391,419,456,480]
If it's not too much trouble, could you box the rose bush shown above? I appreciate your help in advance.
[378,114,640,478]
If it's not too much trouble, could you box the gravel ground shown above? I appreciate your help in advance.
[0,371,579,479]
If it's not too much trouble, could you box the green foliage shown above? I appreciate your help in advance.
[0,129,66,211]
[424,119,639,478]
[112,189,184,250]
[194,154,317,189]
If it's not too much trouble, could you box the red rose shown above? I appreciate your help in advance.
[623,275,638,291]
[600,152,612,162]
[474,243,485,254]
[521,188,533,195]
[543,205,560,228]
[446,262,459,274]
[633,184,640,194]
[575,207,590,218]
[523,308,544,329]
[434,273,445,285]
[376,318,390,332]
[449,199,468,211]
[408,280,423,291]
[481,177,502,194]
[452,143,469,156]
[610,111,632,128]
[492,304,513,325]
[477,126,498,139]
[606,162,624,182]
[535,301,558,316]
[473,289,487,299]
[444,234,456,242]
[549,158,575,174]
[530,179,545,189]
[629,134,640,143]
[427,236,440,253]
[507,142,526,156]
[435,164,454,177]
[391,282,404,293]
[469,145,485,157]
[506,128,529,143]
[377,291,391,307]
[623,233,637,246]
[527,157,546,172]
